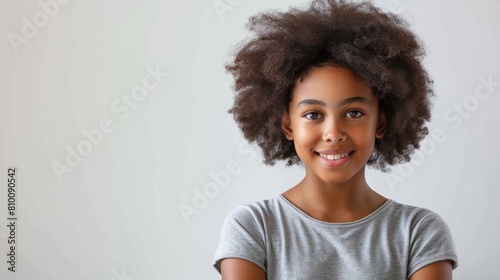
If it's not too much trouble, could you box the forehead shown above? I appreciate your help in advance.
[291,66,376,104]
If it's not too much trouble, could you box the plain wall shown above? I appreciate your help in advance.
[0,0,499,279]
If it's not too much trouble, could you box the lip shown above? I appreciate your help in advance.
[315,150,353,168]
[316,149,352,155]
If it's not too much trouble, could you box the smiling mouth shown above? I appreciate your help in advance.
[318,152,350,161]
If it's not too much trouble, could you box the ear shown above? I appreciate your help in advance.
[375,109,386,139]
[281,112,294,140]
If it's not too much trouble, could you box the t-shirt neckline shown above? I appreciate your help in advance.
[278,194,393,227]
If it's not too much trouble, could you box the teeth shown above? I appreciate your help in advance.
[319,153,349,160]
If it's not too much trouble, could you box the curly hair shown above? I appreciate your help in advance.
[226,0,432,170]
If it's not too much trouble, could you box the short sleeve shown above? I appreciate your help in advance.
[408,212,458,277]
[213,206,267,274]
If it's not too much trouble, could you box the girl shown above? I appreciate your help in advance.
[213,1,458,279]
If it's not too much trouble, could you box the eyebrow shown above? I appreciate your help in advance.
[296,97,371,107]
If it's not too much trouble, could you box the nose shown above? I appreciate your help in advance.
[322,117,347,143]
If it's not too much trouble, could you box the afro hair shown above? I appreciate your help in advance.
[226,0,433,171]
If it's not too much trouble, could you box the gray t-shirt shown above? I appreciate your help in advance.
[213,195,458,279]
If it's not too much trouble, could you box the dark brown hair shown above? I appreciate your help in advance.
[227,0,432,170]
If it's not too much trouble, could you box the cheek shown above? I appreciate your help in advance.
[350,125,377,147]
[294,130,316,147]
[292,124,319,153]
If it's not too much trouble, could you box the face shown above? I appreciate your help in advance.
[282,65,386,187]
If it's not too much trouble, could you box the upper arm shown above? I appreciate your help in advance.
[408,260,453,280]
[221,258,266,280]
[213,206,267,276]
[408,212,458,276]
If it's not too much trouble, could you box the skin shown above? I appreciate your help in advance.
[409,260,453,280]
[281,65,387,223]
[221,259,266,280]
[220,65,452,279]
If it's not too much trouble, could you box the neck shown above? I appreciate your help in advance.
[283,166,386,223]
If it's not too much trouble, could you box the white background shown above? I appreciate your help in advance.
[0,0,499,279]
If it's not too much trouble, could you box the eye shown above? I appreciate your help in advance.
[345,110,363,118]
[304,112,322,120]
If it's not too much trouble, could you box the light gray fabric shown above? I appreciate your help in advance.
[213,195,458,279]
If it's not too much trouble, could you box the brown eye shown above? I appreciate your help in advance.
[304,112,322,120]
[346,110,363,118]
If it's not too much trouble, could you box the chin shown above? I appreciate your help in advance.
[315,173,357,186]
[314,165,366,186]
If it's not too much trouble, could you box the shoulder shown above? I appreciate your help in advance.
[214,197,284,273]
[386,200,459,275]
[381,200,449,230]
[223,196,285,220]
[221,196,285,231]
[383,200,456,250]
[216,195,292,251]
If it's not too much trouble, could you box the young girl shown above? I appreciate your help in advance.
[213,1,458,279]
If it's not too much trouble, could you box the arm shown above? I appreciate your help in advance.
[214,206,268,278]
[221,258,266,280]
[409,260,453,280]
[407,212,458,278]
